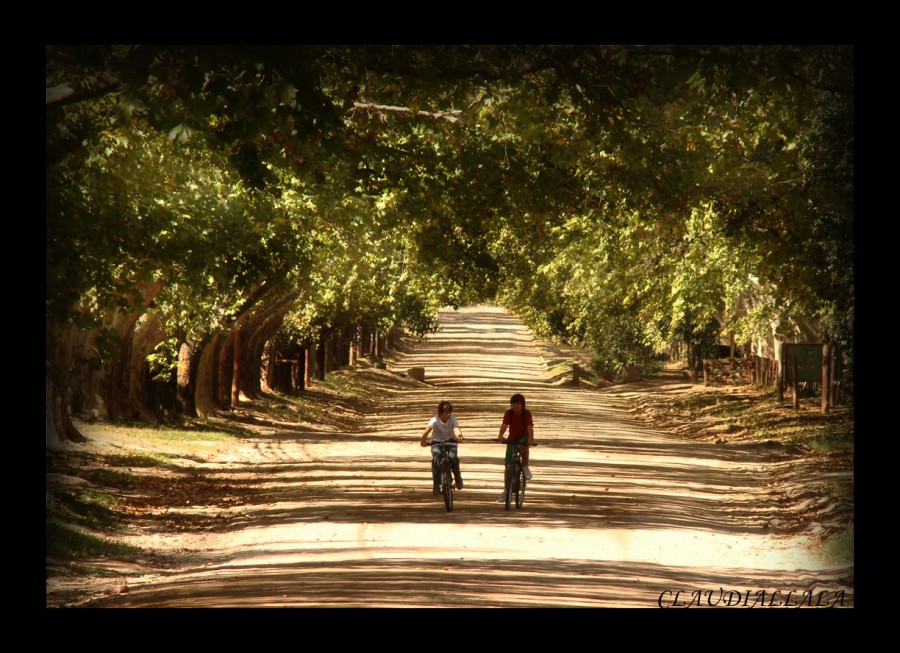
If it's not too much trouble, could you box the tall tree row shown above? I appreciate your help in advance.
[46,45,853,446]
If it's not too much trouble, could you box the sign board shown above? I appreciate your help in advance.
[782,343,823,383]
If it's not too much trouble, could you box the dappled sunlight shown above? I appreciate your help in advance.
[89,305,851,607]
[97,540,849,608]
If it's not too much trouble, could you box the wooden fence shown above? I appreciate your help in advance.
[748,347,845,411]
[749,354,779,388]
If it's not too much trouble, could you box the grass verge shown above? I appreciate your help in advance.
[651,387,854,454]
[73,418,239,442]
[46,519,140,559]
[823,525,854,567]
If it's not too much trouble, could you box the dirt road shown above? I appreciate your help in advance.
[63,306,853,608]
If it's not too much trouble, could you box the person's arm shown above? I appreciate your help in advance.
[497,423,508,443]
[453,424,464,442]
[421,426,432,447]
[527,424,535,447]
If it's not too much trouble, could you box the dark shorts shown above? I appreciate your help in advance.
[505,440,528,465]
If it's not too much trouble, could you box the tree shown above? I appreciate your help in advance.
[47,45,854,444]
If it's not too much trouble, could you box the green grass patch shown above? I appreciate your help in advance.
[74,418,238,443]
[665,389,853,455]
[542,358,609,388]
[314,368,381,399]
[101,452,173,467]
[807,424,855,455]
[54,488,123,530]
[46,519,139,558]
[546,360,574,379]
[822,525,854,566]
[253,370,388,422]
[671,393,722,415]
[81,467,136,490]
[821,479,854,506]
[733,407,854,454]
[251,392,317,419]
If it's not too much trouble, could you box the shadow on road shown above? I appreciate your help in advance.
[81,305,853,608]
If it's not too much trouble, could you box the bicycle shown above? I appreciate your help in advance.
[427,439,458,512]
[501,440,536,510]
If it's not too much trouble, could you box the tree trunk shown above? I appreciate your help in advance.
[275,356,293,393]
[217,329,236,409]
[240,287,304,398]
[193,333,224,417]
[317,331,326,381]
[264,344,278,392]
[204,281,303,409]
[349,328,358,366]
[297,350,306,392]
[329,329,341,371]
[232,326,242,406]
[129,312,168,422]
[46,310,142,422]
[46,361,86,450]
[306,343,316,384]
[177,340,198,416]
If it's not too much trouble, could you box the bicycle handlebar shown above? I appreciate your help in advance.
[421,439,537,446]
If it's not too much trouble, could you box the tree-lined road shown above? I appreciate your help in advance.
[86,306,852,607]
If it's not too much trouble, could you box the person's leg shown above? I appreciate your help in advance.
[431,445,441,490]
[499,444,514,500]
[522,444,534,478]
[449,446,463,488]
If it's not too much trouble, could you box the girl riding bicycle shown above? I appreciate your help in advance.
[420,400,465,494]
[496,393,534,501]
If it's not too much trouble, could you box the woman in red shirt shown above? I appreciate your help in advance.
[496,393,535,501]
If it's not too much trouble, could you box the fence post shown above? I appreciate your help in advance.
[831,345,840,406]
[792,356,799,410]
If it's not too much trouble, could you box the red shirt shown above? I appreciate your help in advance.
[503,409,533,443]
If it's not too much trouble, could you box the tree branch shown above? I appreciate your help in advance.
[45,76,123,110]
[352,102,461,123]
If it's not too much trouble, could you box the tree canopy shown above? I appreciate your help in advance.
[46,44,854,426]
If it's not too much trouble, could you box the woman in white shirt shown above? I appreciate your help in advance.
[420,400,465,494]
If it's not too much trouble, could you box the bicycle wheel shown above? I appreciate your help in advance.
[504,463,513,511]
[441,459,453,512]
[515,463,526,509]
